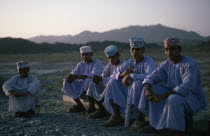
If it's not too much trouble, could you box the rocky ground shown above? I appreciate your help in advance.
[0,92,161,136]
[0,71,144,136]
[0,71,209,136]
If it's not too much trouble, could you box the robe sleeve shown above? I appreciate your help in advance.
[27,75,41,95]
[85,60,103,78]
[101,64,111,85]
[112,60,130,80]
[143,62,168,85]
[71,62,81,75]
[173,62,198,96]
[2,76,17,96]
[130,58,155,81]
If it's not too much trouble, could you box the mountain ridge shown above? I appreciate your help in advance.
[29,24,208,45]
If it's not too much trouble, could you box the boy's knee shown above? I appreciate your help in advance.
[131,80,143,88]
[167,94,184,106]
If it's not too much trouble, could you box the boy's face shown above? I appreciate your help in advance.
[130,47,144,59]
[107,54,119,65]
[18,67,30,78]
[81,52,93,63]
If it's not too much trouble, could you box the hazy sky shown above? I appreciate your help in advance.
[0,0,209,38]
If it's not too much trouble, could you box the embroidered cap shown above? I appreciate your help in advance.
[16,61,29,69]
[129,37,144,48]
[164,37,181,47]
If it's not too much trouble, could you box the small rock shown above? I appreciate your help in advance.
[0,126,6,131]
[45,130,53,134]
[29,120,42,126]
[17,118,27,122]
[16,132,24,136]
[55,128,61,132]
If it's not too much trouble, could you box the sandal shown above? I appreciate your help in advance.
[80,92,88,101]
[69,105,85,113]
[102,116,124,127]
[24,110,35,117]
[13,112,24,118]
[86,106,97,115]
[130,121,149,130]
[35,105,41,113]
[89,109,107,118]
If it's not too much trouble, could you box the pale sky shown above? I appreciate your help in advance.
[0,0,209,38]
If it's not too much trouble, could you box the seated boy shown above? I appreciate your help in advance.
[2,61,41,117]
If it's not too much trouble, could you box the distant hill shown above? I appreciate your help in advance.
[0,37,160,54]
[0,37,79,54]
[206,36,210,41]
[29,24,208,45]
[196,40,210,50]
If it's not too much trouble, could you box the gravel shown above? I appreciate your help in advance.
[1,94,154,136]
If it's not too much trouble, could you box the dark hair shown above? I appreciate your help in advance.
[176,46,182,49]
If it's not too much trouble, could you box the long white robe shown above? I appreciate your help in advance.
[139,56,207,132]
[2,74,41,112]
[62,59,103,99]
[104,56,155,118]
[87,60,125,101]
